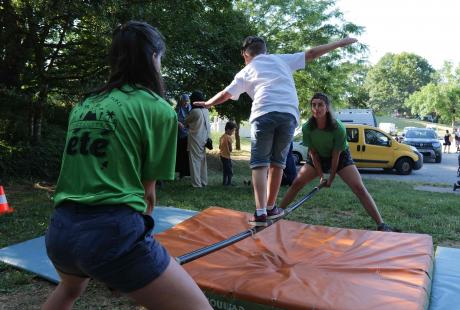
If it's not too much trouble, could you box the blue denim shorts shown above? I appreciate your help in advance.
[250,112,296,169]
[45,202,170,293]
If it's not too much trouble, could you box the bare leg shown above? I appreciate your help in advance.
[337,165,383,225]
[279,164,318,209]
[42,272,89,310]
[266,165,283,207]
[252,166,268,210]
[126,258,211,310]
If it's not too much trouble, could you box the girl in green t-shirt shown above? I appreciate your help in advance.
[43,21,211,310]
[279,93,396,232]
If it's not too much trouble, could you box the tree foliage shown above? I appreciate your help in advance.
[405,62,460,126]
[0,0,253,177]
[235,0,367,117]
[364,52,435,114]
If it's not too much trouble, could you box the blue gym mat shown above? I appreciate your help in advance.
[0,206,198,283]
[430,246,460,310]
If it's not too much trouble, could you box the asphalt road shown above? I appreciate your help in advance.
[358,152,460,185]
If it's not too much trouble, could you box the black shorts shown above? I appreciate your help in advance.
[306,148,354,173]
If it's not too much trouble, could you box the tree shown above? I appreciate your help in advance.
[364,52,435,114]
[405,62,460,126]
[0,0,253,145]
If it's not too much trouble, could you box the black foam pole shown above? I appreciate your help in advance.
[176,181,326,265]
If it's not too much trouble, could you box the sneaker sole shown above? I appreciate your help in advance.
[267,211,285,220]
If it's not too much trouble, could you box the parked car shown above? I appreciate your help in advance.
[402,126,418,135]
[292,134,308,165]
[346,124,423,175]
[402,128,442,163]
[379,122,397,135]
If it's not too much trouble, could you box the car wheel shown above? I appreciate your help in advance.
[292,152,301,165]
[395,158,413,175]
[435,155,442,163]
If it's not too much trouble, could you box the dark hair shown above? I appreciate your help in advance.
[190,90,205,109]
[225,121,236,131]
[88,21,166,98]
[241,36,267,57]
[307,92,338,131]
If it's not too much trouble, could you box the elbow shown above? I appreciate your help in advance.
[222,91,232,101]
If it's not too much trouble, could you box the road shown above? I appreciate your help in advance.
[358,152,459,185]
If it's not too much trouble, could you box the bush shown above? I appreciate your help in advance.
[0,125,66,182]
[0,88,68,181]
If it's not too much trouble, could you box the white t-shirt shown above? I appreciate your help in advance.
[224,52,305,124]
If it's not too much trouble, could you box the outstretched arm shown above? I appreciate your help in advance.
[305,37,357,62]
[194,91,232,109]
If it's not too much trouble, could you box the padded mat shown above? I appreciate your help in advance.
[430,246,460,310]
[157,207,434,310]
[0,206,197,283]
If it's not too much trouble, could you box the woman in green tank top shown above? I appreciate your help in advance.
[279,93,396,232]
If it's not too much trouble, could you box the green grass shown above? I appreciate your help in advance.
[1,150,460,308]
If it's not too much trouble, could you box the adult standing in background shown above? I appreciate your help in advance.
[185,91,210,187]
[175,94,191,179]
[443,130,452,153]
[454,128,460,153]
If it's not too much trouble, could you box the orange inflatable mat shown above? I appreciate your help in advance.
[156,207,433,310]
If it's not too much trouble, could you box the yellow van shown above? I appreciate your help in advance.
[346,124,423,175]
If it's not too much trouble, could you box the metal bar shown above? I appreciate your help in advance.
[176,181,326,265]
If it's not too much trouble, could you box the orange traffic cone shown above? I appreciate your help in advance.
[0,185,14,215]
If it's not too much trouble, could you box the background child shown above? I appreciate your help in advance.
[220,121,236,185]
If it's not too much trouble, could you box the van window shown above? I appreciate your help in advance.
[346,128,359,143]
[365,129,390,147]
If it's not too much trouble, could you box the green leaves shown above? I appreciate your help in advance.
[405,61,460,126]
[364,53,435,114]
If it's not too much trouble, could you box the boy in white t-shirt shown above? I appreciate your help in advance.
[195,36,357,226]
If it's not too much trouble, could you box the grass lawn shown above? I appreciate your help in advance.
[1,144,459,308]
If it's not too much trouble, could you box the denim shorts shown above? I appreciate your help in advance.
[250,112,296,169]
[305,148,355,173]
[45,202,170,293]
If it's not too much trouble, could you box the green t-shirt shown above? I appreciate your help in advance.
[53,86,178,212]
[302,119,348,158]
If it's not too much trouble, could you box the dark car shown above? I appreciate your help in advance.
[402,128,442,163]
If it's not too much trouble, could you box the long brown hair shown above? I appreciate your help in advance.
[307,92,338,131]
[87,21,166,99]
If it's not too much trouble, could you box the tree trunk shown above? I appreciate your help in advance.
[235,117,241,150]
[31,84,48,145]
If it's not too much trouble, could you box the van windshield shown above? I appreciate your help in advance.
[406,130,437,139]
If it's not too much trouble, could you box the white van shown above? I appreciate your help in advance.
[335,109,377,127]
